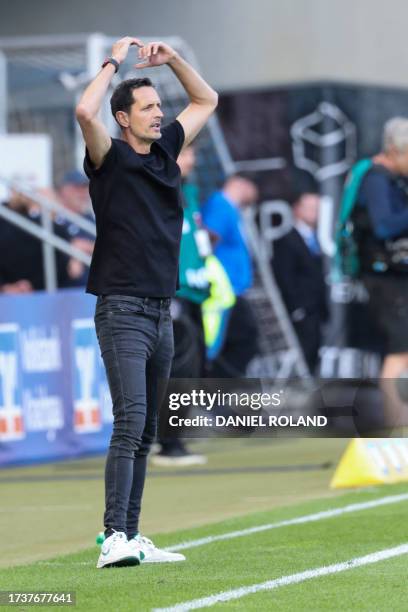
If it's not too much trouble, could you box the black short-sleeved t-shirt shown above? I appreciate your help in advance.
[83,120,185,297]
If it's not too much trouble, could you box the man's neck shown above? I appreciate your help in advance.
[122,131,153,155]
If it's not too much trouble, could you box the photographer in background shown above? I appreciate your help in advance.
[351,118,408,426]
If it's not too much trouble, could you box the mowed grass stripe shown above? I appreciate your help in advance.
[35,491,408,567]
[1,489,407,612]
[154,544,408,612]
[166,492,408,552]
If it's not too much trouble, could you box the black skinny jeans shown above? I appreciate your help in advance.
[94,295,174,537]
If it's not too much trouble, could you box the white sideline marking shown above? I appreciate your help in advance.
[37,493,408,568]
[166,493,408,552]
[38,561,91,566]
[154,543,408,612]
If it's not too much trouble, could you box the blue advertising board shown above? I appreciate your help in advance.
[0,289,112,466]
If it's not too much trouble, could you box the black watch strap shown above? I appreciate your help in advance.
[101,57,120,73]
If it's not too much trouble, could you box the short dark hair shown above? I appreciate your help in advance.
[110,78,155,124]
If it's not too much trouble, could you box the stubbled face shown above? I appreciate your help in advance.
[294,194,320,228]
[119,86,164,143]
[177,147,196,178]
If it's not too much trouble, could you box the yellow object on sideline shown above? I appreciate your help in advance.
[330,438,408,489]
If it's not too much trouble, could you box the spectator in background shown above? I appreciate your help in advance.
[352,117,408,426]
[202,175,259,376]
[0,189,72,293]
[57,170,95,287]
[59,169,91,216]
[272,192,328,374]
[153,145,209,466]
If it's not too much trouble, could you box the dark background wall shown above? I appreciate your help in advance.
[218,82,408,200]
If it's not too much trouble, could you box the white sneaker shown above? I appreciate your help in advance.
[129,534,186,563]
[96,531,143,569]
[150,452,207,467]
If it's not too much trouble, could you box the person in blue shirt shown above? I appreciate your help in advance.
[354,117,408,427]
[202,175,259,376]
[202,176,256,296]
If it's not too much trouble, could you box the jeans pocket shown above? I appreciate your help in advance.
[108,301,145,315]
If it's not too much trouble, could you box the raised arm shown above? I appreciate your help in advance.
[136,42,218,146]
[75,37,143,168]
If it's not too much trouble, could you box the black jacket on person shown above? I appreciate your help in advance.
[272,228,328,322]
[271,227,328,373]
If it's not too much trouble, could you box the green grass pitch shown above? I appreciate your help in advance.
[0,439,407,611]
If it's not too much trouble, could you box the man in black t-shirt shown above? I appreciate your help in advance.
[76,36,218,569]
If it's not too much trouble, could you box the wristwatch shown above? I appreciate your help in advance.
[101,57,120,73]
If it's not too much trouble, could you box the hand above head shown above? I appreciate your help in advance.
[111,36,144,65]
[135,41,178,69]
